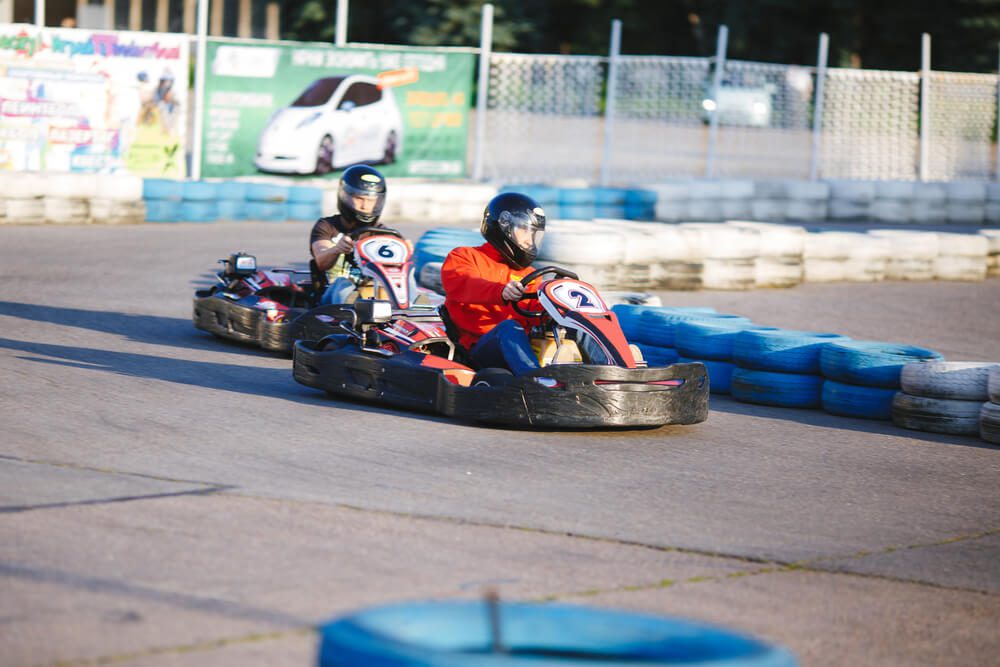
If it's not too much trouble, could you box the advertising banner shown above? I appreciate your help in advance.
[201,39,474,179]
[0,24,188,176]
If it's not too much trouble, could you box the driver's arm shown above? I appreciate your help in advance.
[311,235,354,272]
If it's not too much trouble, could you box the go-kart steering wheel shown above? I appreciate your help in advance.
[510,265,579,318]
[349,225,403,241]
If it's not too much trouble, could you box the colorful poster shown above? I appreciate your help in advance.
[0,24,188,177]
[201,40,474,179]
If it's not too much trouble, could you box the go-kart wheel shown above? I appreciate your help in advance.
[471,368,514,388]
[511,265,579,318]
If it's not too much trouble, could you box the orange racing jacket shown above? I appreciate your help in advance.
[441,243,541,350]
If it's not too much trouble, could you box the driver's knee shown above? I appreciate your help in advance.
[494,319,527,337]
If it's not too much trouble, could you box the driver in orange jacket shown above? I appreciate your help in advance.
[441,192,546,375]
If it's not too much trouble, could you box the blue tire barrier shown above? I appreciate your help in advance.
[245,182,289,202]
[317,600,798,667]
[594,188,628,207]
[559,204,596,220]
[144,199,182,222]
[216,199,247,220]
[180,200,218,223]
[216,181,248,201]
[611,304,653,341]
[675,321,777,361]
[143,178,183,201]
[499,184,560,207]
[625,189,657,220]
[636,343,680,367]
[559,188,597,205]
[821,380,898,420]
[288,186,324,204]
[731,368,824,408]
[819,341,944,389]
[733,329,849,374]
[245,201,288,221]
[637,310,752,348]
[595,204,626,219]
[181,180,218,201]
[679,356,735,394]
[288,202,323,221]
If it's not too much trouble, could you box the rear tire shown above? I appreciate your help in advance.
[472,368,513,388]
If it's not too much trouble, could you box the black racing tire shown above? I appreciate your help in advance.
[471,368,514,388]
[316,135,334,174]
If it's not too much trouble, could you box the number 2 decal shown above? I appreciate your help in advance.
[568,289,595,309]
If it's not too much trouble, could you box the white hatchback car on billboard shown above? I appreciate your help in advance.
[255,75,404,175]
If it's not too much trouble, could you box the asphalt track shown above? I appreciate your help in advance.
[1,220,998,666]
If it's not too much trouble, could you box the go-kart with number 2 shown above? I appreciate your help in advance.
[292,266,709,428]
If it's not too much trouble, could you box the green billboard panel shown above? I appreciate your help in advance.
[201,40,474,179]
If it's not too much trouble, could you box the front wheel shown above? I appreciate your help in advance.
[471,368,514,388]
[315,135,334,174]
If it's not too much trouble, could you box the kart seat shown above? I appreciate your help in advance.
[437,304,470,365]
[309,259,328,305]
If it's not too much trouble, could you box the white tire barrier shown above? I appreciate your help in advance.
[900,361,997,401]
[892,392,984,435]
[989,366,1000,404]
[981,401,1000,444]
[980,229,1000,277]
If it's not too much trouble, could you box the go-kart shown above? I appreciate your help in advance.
[192,226,438,353]
[292,266,709,428]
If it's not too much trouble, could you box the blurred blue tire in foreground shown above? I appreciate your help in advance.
[318,600,797,666]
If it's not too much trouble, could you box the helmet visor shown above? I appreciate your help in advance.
[498,209,544,253]
[339,181,385,222]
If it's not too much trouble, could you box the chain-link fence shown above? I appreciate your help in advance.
[480,53,604,183]
[478,45,1000,184]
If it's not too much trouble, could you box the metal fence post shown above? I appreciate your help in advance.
[191,0,210,181]
[335,0,348,46]
[996,42,1000,181]
[599,19,622,186]
[809,33,829,181]
[472,3,494,182]
[705,25,728,178]
[919,33,931,181]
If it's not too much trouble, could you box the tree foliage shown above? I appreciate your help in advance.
[280,0,1000,72]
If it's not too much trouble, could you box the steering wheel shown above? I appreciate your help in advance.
[349,225,403,241]
[510,265,579,318]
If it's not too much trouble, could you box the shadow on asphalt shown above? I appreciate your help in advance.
[709,394,999,450]
[0,300,267,356]
[0,335,459,427]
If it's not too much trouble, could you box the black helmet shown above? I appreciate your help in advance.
[338,165,386,228]
[481,192,546,269]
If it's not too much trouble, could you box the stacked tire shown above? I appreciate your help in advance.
[288,186,324,221]
[181,180,218,223]
[893,362,999,436]
[675,319,772,394]
[982,367,1000,444]
[245,182,289,221]
[90,174,145,224]
[819,341,943,420]
[1,172,46,224]
[731,329,849,408]
[143,178,183,222]
[413,228,482,293]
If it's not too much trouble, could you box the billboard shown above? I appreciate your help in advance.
[0,24,188,176]
[201,39,474,179]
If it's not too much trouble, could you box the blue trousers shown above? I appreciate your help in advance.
[320,277,356,305]
[469,319,539,376]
